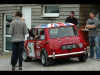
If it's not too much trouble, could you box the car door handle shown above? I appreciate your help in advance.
[46,41,49,44]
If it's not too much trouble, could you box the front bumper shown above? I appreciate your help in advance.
[48,50,87,59]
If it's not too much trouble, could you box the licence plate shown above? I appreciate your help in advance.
[61,44,77,50]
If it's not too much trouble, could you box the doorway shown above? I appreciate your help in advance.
[22,6,31,40]
[4,14,12,52]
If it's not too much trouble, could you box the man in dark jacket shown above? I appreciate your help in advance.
[65,11,78,25]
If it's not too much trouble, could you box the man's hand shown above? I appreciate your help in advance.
[85,25,95,29]
[85,25,91,29]
[35,35,38,39]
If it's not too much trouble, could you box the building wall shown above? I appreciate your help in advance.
[0,4,35,52]
[0,4,99,52]
[80,4,100,28]
[0,4,21,52]
[0,4,80,52]
[31,4,80,27]
[0,13,2,52]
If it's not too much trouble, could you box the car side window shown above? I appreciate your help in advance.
[30,29,36,40]
[37,29,45,40]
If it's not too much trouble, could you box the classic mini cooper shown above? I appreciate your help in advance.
[23,23,88,66]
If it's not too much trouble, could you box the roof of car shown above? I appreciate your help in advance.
[32,23,75,28]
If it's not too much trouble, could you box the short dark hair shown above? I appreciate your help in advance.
[71,11,74,14]
[90,11,96,16]
[15,11,23,17]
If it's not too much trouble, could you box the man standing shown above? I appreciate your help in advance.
[85,11,100,60]
[65,11,78,25]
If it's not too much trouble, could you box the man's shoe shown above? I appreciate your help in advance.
[12,67,15,71]
[88,56,94,59]
[19,67,22,70]
[97,58,100,61]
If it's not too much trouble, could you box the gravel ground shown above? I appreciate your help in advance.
[0,50,100,71]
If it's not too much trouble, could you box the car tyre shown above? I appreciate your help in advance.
[40,50,48,66]
[40,50,55,67]
[78,52,88,62]
[22,47,32,62]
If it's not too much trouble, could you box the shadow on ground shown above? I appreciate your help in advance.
[28,58,82,67]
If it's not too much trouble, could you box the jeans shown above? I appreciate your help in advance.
[11,53,18,66]
[89,36,100,58]
[11,41,24,67]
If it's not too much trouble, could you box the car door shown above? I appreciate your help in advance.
[35,28,45,58]
[27,28,36,58]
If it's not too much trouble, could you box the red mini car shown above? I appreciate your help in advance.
[22,23,88,66]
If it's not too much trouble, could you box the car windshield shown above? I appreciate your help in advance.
[49,26,78,38]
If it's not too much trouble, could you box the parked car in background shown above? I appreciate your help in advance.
[22,23,88,66]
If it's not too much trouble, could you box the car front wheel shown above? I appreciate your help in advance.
[22,47,32,62]
[41,50,48,66]
[78,52,88,62]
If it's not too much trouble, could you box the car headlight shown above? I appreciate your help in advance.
[79,43,83,48]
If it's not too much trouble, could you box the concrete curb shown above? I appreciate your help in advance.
[0,51,12,56]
